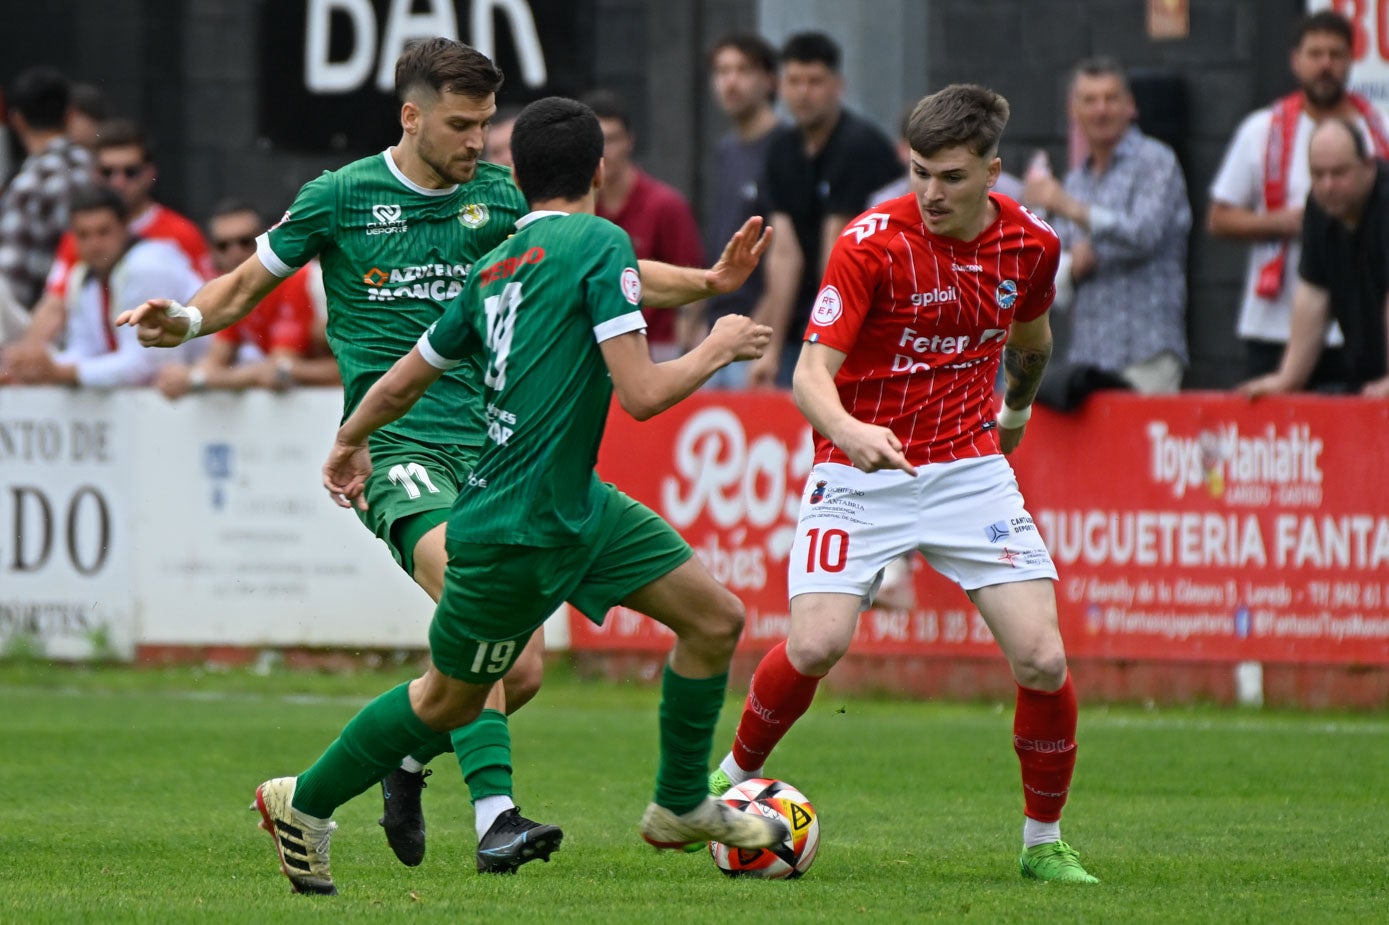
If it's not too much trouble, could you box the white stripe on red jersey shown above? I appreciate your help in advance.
[805,192,1059,466]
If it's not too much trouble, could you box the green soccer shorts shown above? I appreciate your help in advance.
[355,429,477,576]
[429,484,694,683]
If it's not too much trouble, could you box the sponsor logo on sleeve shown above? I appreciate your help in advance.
[811,286,843,325]
[621,266,642,305]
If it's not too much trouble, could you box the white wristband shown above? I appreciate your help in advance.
[166,302,203,343]
[997,403,1032,429]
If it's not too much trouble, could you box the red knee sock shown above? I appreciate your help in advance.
[1013,672,1078,823]
[731,642,823,772]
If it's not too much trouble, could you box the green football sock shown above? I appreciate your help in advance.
[292,682,438,818]
[653,665,727,815]
[453,708,513,800]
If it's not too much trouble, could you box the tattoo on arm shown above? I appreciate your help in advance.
[1003,341,1051,409]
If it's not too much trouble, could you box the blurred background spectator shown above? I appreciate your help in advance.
[745,31,900,388]
[483,104,521,169]
[1208,10,1389,393]
[21,118,212,348]
[0,67,92,317]
[1238,118,1389,399]
[1,186,202,387]
[701,32,783,389]
[1023,56,1191,395]
[156,200,336,400]
[585,89,706,362]
[66,81,111,151]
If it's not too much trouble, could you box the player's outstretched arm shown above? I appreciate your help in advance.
[793,342,917,476]
[999,313,1054,455]
[115,257,283,347]
[601,314,770,420]
[323,348,443,509]
[637,216,772,308]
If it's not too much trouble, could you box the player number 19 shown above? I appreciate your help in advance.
[470,639,516,676]
[805,527,849,572]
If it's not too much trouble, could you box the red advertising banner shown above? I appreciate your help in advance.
[571,393,1389,665]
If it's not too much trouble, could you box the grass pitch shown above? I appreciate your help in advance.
[1,660,1386,923]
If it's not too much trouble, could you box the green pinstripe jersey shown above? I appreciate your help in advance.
[260,151,525,446]
[421,211,647,546]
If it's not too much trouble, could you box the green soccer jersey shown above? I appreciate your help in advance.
[260,151,525,446]
[421,210,647,546]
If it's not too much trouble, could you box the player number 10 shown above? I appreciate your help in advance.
[805,527,849,572]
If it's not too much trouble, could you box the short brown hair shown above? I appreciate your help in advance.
[94,118,152,161]
[906,83,1010,159]
[394,37,504,102]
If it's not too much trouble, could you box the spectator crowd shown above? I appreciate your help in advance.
[2,10,1387,399]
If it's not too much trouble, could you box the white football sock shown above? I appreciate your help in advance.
[719,753,762,784]
[400,756,425,774]
[1022,817,1061,849]
[475,794,516,839]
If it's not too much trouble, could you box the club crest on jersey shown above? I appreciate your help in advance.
[995,279,1018,309]
[809,480,829,504]
[621,266,642,305]
[458,203,490,228]
[368,203,408,236]
[811,286,843,325]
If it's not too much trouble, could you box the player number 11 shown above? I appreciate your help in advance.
[805,527,849,572]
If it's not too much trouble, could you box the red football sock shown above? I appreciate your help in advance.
[730,642,824,772]
[1013,672,1078,823]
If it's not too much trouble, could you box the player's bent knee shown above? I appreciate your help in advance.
[1009,646,1068,691]
[410,671,488,731]
[682,591,745,660]
[786,633,850,677]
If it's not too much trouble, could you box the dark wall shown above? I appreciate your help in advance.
[928,0,1306,389]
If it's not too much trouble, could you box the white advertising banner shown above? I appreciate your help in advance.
[129,389,428,649]
[1310,0,1389,104]
[1,388,435,659]
[0,389,135,659]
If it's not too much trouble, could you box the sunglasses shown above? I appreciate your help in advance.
[98,164,147,180]
[213,235,257,252]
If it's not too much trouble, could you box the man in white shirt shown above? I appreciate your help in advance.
[1208,10,1389,388]
[0,187,202,387]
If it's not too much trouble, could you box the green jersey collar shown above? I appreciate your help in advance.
[382,149,460,197]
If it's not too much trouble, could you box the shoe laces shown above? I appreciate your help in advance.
[492,808,532,834]
[1036,840,1082,866]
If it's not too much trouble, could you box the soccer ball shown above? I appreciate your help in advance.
[709,778,819,879]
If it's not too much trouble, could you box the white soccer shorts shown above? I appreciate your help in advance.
[787,456,1057,609]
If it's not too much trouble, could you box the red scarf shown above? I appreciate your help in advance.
[1257,91,1389,299]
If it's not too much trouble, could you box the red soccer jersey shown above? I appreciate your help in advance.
[45,203,213,298]
[804,192,1059,466]
[214,264,318,355]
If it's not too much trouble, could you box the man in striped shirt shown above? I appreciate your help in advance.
[709,83,1100,885]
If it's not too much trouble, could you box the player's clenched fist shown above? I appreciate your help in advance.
[706,314,772,363]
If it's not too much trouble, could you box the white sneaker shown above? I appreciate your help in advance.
[253,777,338,895]
[640,796,788,850]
